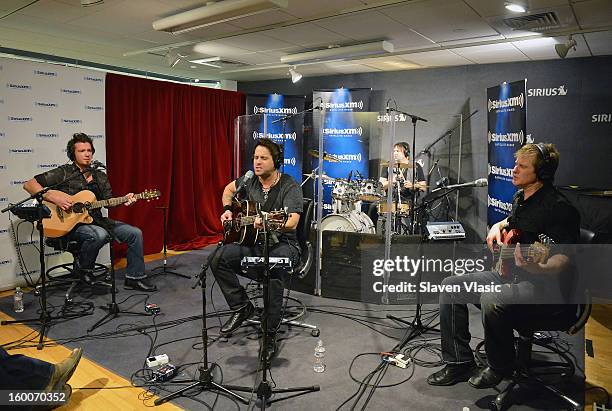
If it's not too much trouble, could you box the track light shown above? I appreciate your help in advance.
[555,35,577,58]
[165,50,184,68]
[289,67,302,83]
[505,1,527,13]
[81,0,103,5]
[281,41,394,65]
[152,0,288,34]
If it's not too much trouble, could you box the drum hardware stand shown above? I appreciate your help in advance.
[1,166,99,349]
[154,241,251,406]
[150,206,190,279]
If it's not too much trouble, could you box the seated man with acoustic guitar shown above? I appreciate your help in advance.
[211,138,302,359]
[427,143,580,388]
[23,133,157,292]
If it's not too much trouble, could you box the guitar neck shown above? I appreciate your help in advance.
[90,193,145,209]
[497,245,538,260]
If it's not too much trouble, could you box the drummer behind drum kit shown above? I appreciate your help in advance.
[307,150,417,235]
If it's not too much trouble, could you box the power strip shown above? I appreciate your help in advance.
[146,354,169,368]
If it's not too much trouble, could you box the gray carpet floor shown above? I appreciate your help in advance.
[1,247,585,410]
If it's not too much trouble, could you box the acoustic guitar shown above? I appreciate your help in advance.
[223,200,287,246]
[492,228,552,281]
[43,189,160,238]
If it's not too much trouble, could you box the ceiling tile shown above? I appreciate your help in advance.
[573,0,612,28]
[264,22,350,47]
[452,42,529,63]
[584,30,612,55]
[314,11,411,42]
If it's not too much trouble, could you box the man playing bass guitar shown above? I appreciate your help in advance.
[23,133,157,292]
[211,138,303,359]
[427,143,580,389]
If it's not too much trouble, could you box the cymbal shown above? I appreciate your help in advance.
[380,161,413,169]
[308,149,340,163]
[303,172,334,181]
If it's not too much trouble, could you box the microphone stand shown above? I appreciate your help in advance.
[154,241,250,406]
[150,206,190,279]
[271,101,321,175]
[251,205,319,408]
[0,166,100,349]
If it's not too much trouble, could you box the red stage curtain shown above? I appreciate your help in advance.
[105,74,245,255]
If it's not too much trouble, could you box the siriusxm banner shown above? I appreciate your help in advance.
[487,80,526,226]
[0,57,106,290]
[312,88,371,215]
[245,94,305,183]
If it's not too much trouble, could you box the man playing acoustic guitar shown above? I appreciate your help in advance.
[211,138,302,360]
[23,133,157,292]
[427,143,580,388]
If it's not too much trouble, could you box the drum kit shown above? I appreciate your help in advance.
[307,150,421,235]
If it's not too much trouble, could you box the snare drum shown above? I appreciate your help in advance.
[378,202,411,216]
[320,211,375,234]
[358,179,384,202]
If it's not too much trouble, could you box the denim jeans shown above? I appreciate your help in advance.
[0,346,53,390]
[438,270,572,373]
[68,221,146,280]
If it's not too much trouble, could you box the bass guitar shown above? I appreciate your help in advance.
[43,189,160,238]
[223,200,287,246]
[492,228,553,281]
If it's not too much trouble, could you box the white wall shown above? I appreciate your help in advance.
[0,57,106,291]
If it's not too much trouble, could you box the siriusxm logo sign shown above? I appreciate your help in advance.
[6,83,32,90]
[252,131,297,141]
[10,180,28,185]
[85,105,104,111]
[89,134,104,139]
[322,100,364,111]
[528,85,567,97]
[61,88,81,94]
[592,113,612,123]
[84,76,104,82]
[62,119,82,124]
[335,153,362,162]
[323,203,333,211]
[35,132,59,138]
[487,130,524,145]
[377,113,410,123]
[253,106,298,115]
[38,163,58,169]
[9,148,34,154]
[323,127,363,136]
[8,116,33,122]
[487,93,525,112]
[487,195,513,212]
[488,163,513,178]
[34,69,57,77]
[35,101,58,108]
[283,157,297,167]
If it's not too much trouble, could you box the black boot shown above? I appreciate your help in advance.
[124,277,157,292]
[220,302,254,336]
[427,363,478,386]
[468,366,507,389]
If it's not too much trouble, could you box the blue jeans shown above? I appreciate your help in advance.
[0,346,53,390]
[68,222,146,280]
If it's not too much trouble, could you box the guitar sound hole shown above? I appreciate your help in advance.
[72,203,84,213]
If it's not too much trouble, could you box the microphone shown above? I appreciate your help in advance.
[385,98,392,112]
[435,176,449,188]
[233,170,254,199]
[441,178,488,190]
[355,169,364,179]
[88,160,106,170]
[347,170,353,182]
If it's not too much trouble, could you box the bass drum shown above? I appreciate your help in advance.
[320,211,375,234]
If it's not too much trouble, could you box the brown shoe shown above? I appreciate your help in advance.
[45,348,82,392]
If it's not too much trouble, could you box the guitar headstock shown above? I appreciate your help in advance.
[140,189,161,201]
[538,233,555,245]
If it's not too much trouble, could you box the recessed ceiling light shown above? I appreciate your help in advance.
[505,1,527,13]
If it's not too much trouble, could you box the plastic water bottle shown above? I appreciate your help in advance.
[313,339,326,373]
[13,287,24,313]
